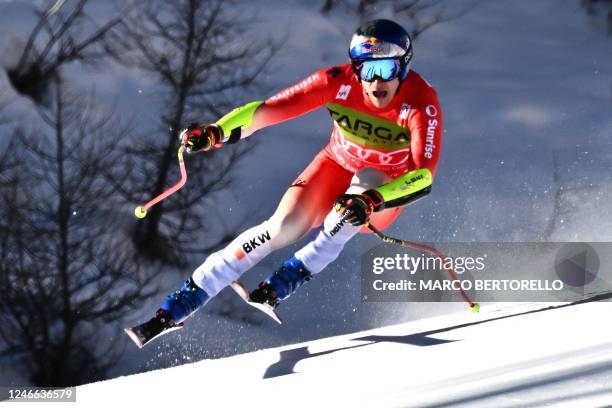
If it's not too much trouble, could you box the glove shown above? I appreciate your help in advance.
[179,123,223,153]
[333,190,384,226]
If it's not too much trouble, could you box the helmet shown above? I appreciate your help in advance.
[349,19,413,82]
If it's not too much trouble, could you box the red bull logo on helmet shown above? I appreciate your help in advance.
[361,37,384,54]
[350,35,406,59]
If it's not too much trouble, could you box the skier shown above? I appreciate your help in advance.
[126,19,443,347]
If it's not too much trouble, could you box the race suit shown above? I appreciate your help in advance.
[192,64,443,296]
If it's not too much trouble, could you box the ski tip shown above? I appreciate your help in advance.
[230,281,283,325]
[124,327,144,349]
[229,281,249,300]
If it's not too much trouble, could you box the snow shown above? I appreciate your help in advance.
[0,0,611,397]
[73,299,612,408]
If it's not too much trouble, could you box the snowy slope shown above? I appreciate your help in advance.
[76,298,612,408]
[1,0,611,385]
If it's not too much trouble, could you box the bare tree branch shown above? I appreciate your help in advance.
[320,0,478,36]
[8,0,128,103]
[106,0,279,265]
[0,79,158,386]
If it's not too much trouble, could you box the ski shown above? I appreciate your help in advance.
[230,281,283,325]
[124,311,184,348]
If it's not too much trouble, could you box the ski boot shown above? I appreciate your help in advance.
[125,277,209,348]
[230,256,312,324]
[124,308,182,349]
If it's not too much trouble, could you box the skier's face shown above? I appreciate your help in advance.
[361,78,400,108]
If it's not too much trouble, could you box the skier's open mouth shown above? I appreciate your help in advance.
[372,90,388,99]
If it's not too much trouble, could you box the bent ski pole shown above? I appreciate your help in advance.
[366,223,480,313]
[134,145,187,219]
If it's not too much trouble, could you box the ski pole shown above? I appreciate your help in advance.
[366,223,480,313]
[134,145,187,219]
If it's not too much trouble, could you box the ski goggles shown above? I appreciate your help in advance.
[353,58,402,82]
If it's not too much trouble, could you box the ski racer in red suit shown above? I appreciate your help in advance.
[126,19,443,347]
